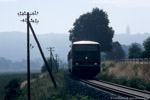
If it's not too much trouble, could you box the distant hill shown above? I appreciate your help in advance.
[0,57,43,72]
[0,32,70,72]
[113,33,150,45]
[0,32,149,61]
[0,32,70,62]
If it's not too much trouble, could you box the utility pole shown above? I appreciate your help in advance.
[47,47,55,72]
[27,12,30,100]
[55,54,59,70]
[18,11,38,100]
[18,11,57,100]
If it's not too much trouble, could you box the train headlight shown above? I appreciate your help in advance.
[85,56,88,59]
[94,63,97,65]
[75,63,79,65]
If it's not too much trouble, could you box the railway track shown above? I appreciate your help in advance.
[70,75,150,100]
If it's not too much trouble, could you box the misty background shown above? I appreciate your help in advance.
[0,31,149,72]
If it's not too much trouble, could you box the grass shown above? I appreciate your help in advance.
[0,72,40,100]
[96,62,150,91]
[17,69,95,100]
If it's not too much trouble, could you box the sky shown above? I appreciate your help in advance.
[0,0,150,34]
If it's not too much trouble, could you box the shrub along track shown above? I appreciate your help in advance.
[68,73,150,100]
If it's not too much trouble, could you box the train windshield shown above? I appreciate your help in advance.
[73,45,100,62]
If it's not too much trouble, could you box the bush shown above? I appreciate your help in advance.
[109,63,114,67]
[41,58,58,73]
[4,78,22,100]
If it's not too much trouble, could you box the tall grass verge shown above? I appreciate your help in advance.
[17,69,95,100]
[96,62,150,91]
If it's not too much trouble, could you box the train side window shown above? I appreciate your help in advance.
[68,50,72,60]
[67,52,70,61]
[68,50,72,61]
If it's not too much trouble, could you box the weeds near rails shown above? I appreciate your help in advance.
[96,62,150,91]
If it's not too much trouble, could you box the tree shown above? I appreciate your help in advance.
[69,8,114,51]
[128,43,142,58]
[41,58,57,73]
[143,37,150,51]
[142,37,150,58]
[106,41,125,60]
[4,79,22,100]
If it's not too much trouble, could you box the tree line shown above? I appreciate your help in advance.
[129,37,150,59]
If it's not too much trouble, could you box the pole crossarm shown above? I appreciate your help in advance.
[18,11,39,16]
[47,47,55,53]
[18,11,39,24]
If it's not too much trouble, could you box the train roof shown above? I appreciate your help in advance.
[73,41,99,45]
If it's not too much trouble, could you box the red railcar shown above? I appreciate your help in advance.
[68,41,101,77]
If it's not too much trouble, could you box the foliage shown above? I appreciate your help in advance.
[96,74,150,91]
[109,63,114,67]
[0,73,40,100]
[18,69,95,100]
[0,73,26,100]
[106,41,125,60]
[128,43,142,58]
[41,58,57,73]
[69,8,114,51]
[143,37,150,51]
[142,37,150,58]
[4,78,22,100]
[96,62,150,91]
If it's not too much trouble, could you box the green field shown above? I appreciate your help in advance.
[0,72,40,100]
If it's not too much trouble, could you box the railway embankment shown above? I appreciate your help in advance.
[11,67,150,100]
[65,72,121,100]
[96,61,150,92]
[17,69,96,100]
[18,69,125,100]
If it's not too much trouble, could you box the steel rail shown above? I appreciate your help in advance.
[96,79,150,94]
[80,79,150,99]
[69,74,150,99]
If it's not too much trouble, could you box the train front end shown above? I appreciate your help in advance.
[71,41,101,77]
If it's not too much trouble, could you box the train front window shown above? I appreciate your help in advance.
[73,45,100,62]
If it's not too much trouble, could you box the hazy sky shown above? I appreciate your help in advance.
[0,0,150,34]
